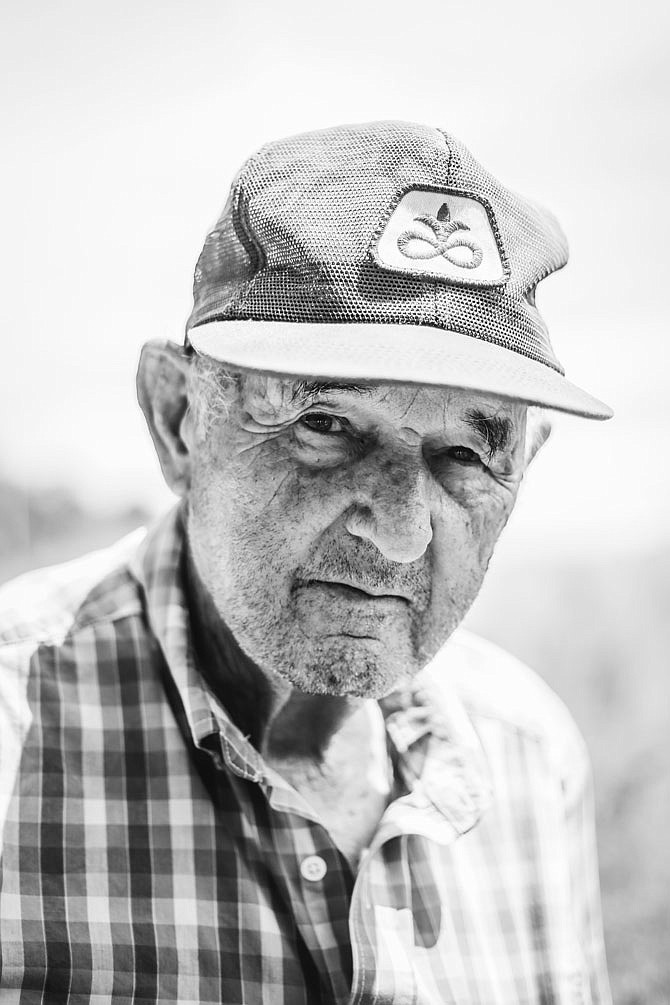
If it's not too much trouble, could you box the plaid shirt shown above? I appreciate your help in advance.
[0,506,611,1004]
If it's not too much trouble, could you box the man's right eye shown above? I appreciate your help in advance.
[298,412,343,434]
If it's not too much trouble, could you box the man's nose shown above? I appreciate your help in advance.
[344,456,433,564]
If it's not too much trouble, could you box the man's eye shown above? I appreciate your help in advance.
[298,412,343,435]
[447,445,483,466]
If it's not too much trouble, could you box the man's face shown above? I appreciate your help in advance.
[185,372,529,699]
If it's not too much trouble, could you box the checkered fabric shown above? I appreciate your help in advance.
[0,507,611,1004]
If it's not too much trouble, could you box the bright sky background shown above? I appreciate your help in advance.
[1,0,668,558]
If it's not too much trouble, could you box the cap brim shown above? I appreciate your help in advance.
[188,320,613,420]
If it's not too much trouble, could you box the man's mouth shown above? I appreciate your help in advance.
[300,579,411,604]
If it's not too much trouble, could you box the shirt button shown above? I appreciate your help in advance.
[300,855,327,882]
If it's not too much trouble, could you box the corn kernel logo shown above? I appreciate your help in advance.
[399,202,483,268]
[374,189,507,285]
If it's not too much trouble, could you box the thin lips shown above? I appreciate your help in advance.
[307,578,412,602]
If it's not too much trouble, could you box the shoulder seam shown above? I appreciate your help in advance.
[0,601,144,651]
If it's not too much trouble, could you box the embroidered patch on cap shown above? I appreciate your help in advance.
[373,188,508,286]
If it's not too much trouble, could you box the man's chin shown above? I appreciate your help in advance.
[270,634,419,700]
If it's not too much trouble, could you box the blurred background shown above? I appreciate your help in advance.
[1,0,668,1000]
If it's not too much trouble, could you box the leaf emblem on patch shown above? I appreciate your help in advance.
[397,201,483,270]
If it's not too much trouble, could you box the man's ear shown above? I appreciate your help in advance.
[137,339,194,496]
[524,410,552,468]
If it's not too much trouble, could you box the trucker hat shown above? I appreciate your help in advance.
[186,120,612,420]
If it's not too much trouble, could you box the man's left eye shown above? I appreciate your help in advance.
[298,412,344,434]
[447,445,484,465]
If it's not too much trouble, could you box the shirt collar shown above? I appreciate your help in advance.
[130,504,491,835]
[381,676,493,841]
[130,506,234,746]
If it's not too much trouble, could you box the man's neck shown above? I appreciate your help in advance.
[183,548,361,761]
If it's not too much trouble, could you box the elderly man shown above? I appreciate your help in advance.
[0,121,612,1004]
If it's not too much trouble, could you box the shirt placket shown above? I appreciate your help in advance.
[346,814,454,1004]
[345,687,493,1005]
[215,722,357,1004]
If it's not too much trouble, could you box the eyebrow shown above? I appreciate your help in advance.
[287,384,514,455]
[289,379,374,404]
[464,408,514,458]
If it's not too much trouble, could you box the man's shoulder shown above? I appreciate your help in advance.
[0,528,147,652]
[435,629,573,733]
[0,531,150,814]
[427,628,589,773]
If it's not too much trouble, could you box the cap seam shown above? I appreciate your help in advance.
[434,129,450,327]
[231,148,269,275]
[437,128,511,287]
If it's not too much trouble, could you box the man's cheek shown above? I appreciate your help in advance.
[470,495,515,568]
[432,491,510,583]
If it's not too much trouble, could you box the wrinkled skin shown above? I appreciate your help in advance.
[138,342,547,763]
[188,376,527,697]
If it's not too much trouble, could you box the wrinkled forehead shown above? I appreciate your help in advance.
[238,370,528,437]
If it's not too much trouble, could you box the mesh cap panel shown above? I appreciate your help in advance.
[187,121,569,374]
